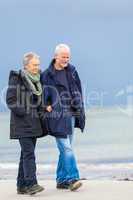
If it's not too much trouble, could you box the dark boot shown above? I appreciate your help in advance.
[26,184,44,195]
[17,187,28,194]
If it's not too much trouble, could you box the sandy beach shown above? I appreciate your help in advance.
[0,180,133,200]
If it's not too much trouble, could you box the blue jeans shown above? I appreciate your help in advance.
[55,117,80,184]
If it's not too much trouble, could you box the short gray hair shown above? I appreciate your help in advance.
[23,52,40,66]
[54,44,70,55]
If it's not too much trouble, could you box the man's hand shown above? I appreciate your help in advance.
[46,105,52,112]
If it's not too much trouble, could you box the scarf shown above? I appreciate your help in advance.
[21,70,42,96]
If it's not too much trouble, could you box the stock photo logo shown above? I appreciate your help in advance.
[115,85,133,116]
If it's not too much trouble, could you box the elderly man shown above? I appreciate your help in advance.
[6,52,45,195]
[41,44,85,191]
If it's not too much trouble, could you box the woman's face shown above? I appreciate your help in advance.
[25,57,40,75]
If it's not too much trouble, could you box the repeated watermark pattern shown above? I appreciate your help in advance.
[0,84,133,117]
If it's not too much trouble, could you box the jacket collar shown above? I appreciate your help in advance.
[47,59,75,88]
[47,59,75,77]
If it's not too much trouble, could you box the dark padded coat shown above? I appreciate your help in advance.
[6,70,45,139]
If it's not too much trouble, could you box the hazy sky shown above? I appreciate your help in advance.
[0,0,133,108]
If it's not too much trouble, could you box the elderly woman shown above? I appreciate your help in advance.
[6,52,45,195]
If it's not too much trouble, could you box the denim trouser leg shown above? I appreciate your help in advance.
[17,137,37,188]
[56,117,80,184]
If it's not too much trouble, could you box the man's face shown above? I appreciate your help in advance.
[25,57,40,75]
[55,50,70,69]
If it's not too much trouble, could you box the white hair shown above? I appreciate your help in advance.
[23,52,40,66]
[54,44,71,55]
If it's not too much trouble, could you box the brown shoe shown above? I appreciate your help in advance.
[56,182,70,189]
[69,180,82,191]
